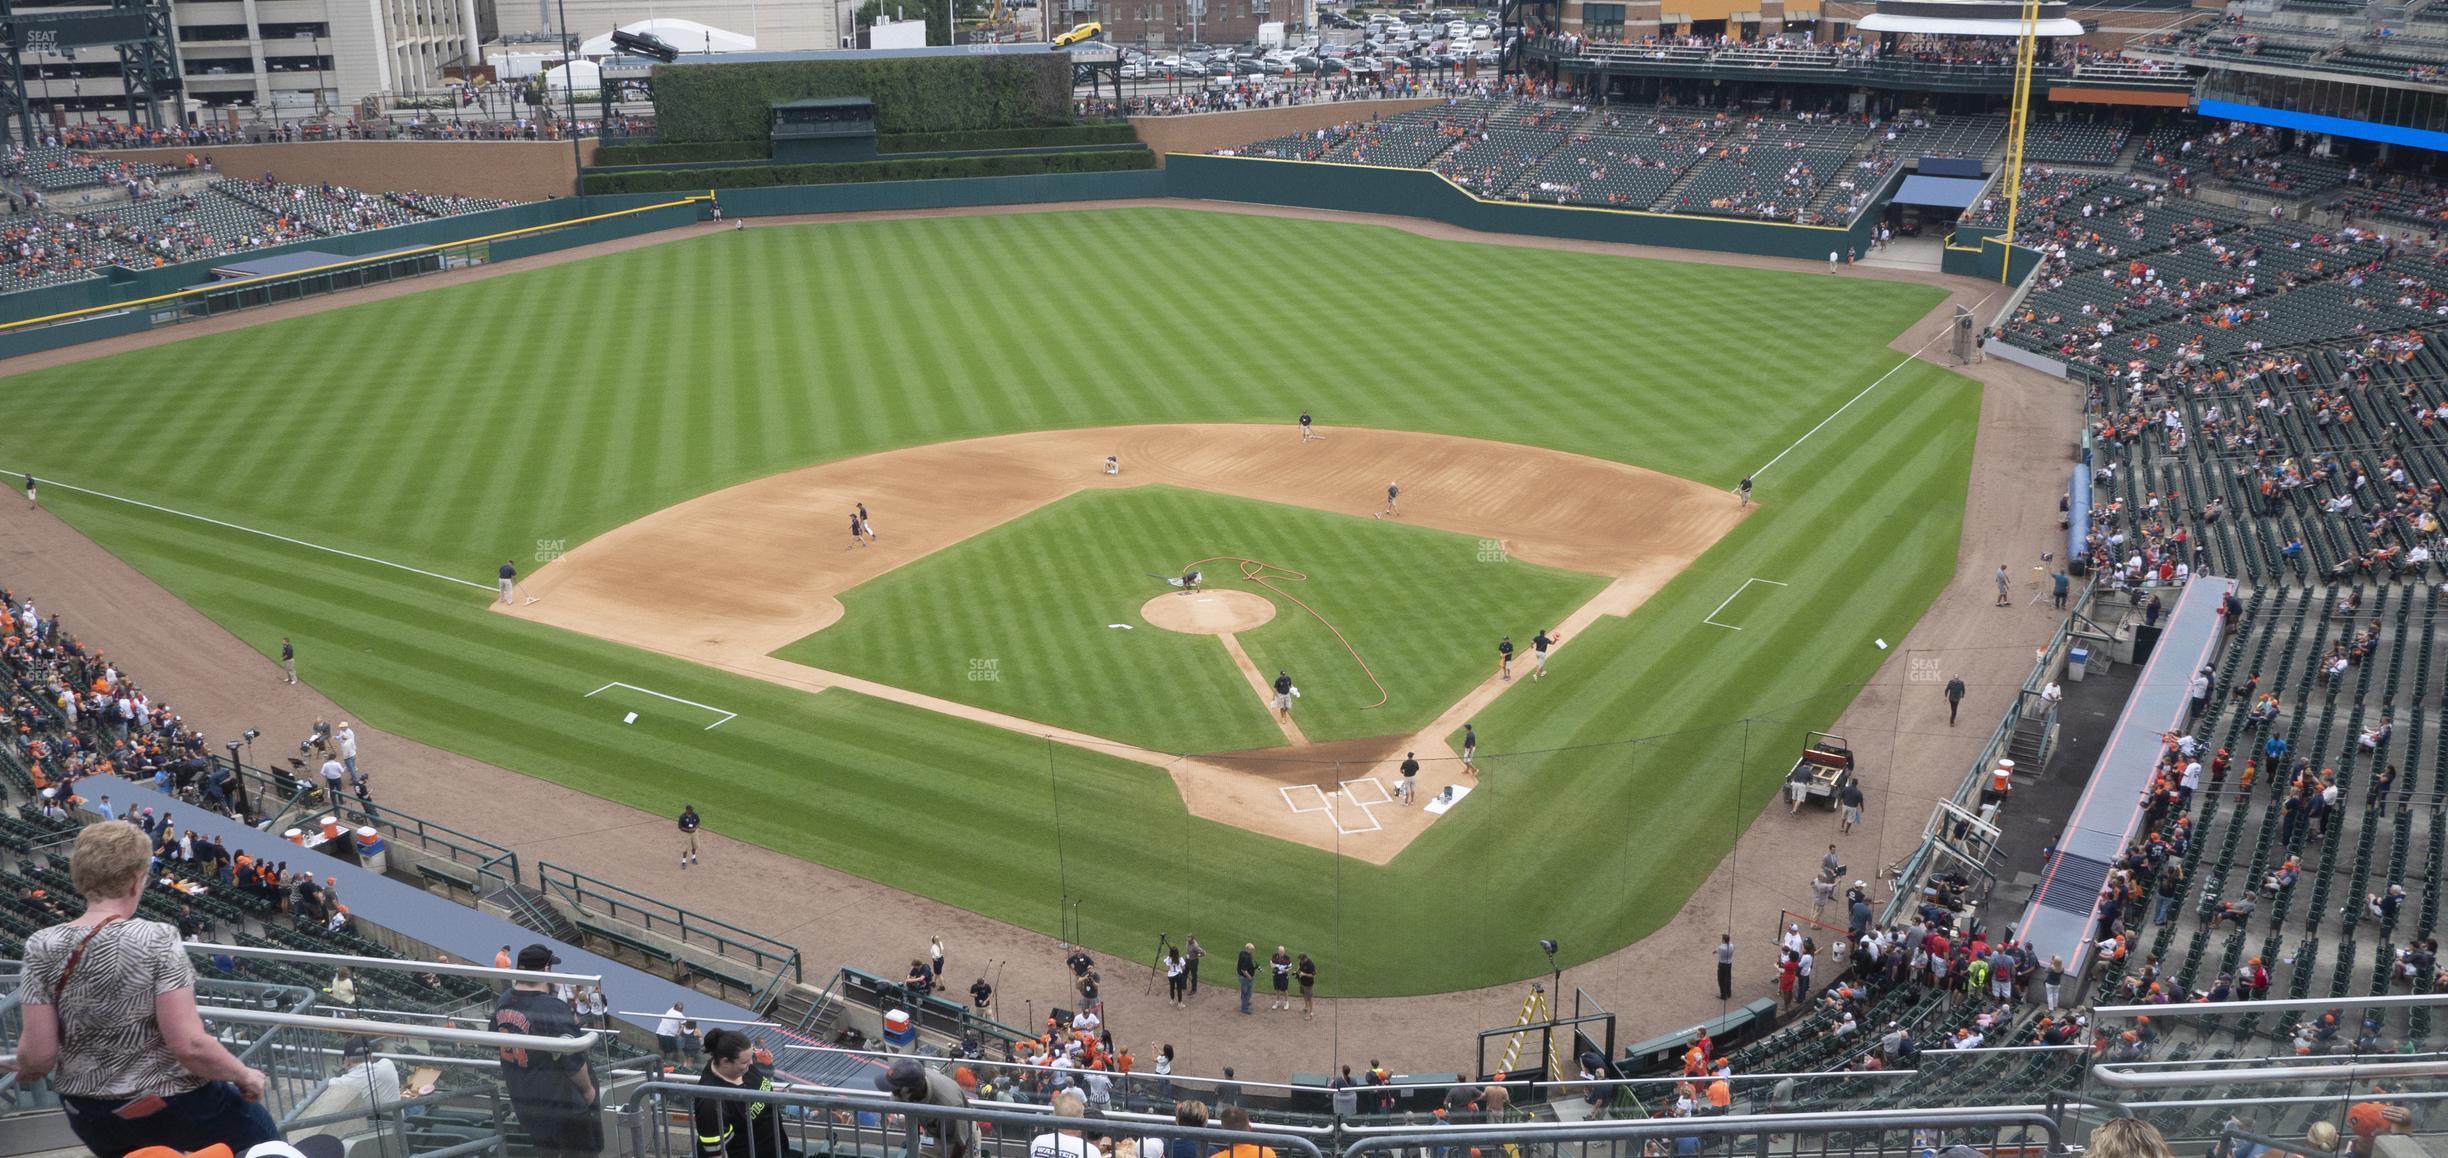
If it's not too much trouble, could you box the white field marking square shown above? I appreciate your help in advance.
[1280,783,1333,814]
[1703,577,1790,631]
[1281,781,1382,834]
[583,682,738,730]
[1339,778,1392,806]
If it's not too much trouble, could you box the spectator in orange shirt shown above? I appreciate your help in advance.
[1207,1107,1277,1158]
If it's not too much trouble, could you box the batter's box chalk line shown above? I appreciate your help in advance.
[1704,577,1790,632]
[1277,778,1389,834]
[584,682,738,730]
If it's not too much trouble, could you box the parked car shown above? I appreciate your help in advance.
[1205,59,1235,74]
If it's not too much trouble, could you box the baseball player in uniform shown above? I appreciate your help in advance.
[1376,482,1400,519]
[1462,723,1478,777]
[1531,629,1558,679]
[1273,671,1294,718]
[1498,635,1515,681]
[1299,411,1319,443]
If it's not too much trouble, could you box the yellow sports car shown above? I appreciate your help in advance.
[1053,22,1102,45]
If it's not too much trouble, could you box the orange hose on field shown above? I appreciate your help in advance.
[1186,555,1388,710]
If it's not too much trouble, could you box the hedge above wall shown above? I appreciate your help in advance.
[878,123,1139,153]
[649,55,1072,142]
[580,148,1155,194]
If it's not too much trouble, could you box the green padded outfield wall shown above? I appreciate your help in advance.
[1940,225,2046,286]
[712,169,1167,215]
[1164,153,1886,262]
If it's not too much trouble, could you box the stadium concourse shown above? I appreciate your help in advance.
[0,196,2073,1084]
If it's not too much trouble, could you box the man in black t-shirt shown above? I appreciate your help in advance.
[694,1029,793,1158]
[1398,752,1419,806]
[490,944,602,1158]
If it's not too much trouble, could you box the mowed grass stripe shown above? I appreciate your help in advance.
[6,208,1980,994]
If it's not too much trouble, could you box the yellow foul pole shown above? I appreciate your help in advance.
[1998,0,2043,284]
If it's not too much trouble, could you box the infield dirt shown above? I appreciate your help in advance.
[498,423,1744,861]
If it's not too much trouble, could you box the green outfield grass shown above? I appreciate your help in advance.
[776,486,1611,751]
[0,206,1980,995]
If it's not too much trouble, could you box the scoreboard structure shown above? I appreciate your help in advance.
[0,0,182,144]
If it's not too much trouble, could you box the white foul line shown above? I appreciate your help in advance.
[8,470,493,592]
[585,682,738,730]
[1749,287,2003,482]
[1704,577,1789,631]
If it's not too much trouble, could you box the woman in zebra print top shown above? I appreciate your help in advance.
[14,820,280,1157]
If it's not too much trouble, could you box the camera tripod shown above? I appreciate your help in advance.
[1142,931,1173,996]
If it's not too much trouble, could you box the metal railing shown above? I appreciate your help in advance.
[224,757,521,885]
[621,1080,1337,1158]
[828,966,1036,1054]
[1339,1108,2061,1158]
[183,939,605,987]
[534,861,801,1006]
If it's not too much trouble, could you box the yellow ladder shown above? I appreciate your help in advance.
[1495,983,1549,1075]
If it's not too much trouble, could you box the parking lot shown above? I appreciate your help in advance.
[1098,8,1509,93]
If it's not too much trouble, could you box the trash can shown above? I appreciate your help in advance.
[2068,647,2089,682]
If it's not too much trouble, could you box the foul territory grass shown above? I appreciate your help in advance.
[777,486,1610,752]
[0,207,1978,995]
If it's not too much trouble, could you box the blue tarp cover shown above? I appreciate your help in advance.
[209,250,354,279]
[1894,175,1990,210]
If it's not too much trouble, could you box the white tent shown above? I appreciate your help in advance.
[580,18,757,57]
[541,58,602,91]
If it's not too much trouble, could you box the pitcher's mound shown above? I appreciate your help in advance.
[1143,589,1276,635]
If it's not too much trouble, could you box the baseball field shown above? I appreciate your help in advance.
[0,205,1981,995]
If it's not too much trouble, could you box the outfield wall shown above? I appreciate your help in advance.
[0,160,1918,358]
[99,139,597,202]
[1163,153,1884,261]
[716,169,1166,215]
